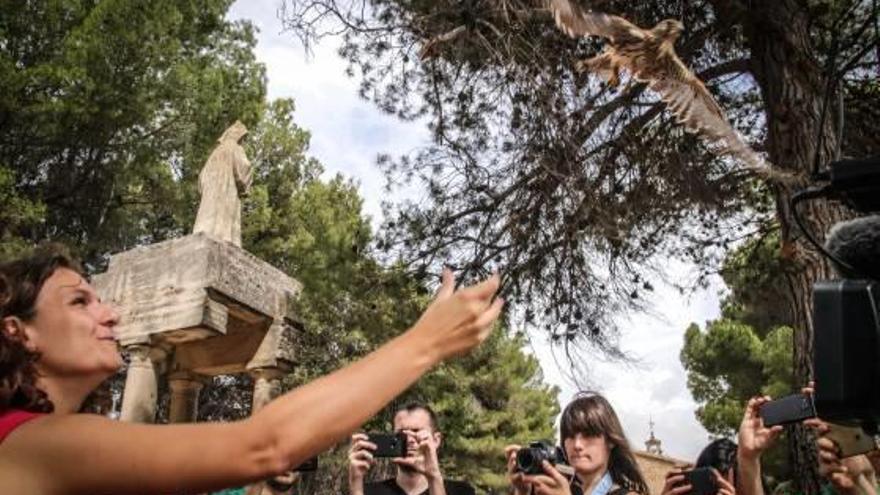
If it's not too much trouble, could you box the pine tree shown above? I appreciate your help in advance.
[279,1,879,487]
[0,0,266,266]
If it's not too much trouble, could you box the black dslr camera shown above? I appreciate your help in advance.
[798,155,880,433]
[515,441,566,475]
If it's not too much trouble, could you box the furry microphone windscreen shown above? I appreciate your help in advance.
[824,215,880,280]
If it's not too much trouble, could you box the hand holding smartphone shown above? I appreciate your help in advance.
[679,467,719,495]
[759,393,817,427]
[366,432,407,458]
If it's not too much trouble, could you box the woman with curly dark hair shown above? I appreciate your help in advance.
[505,392,649,495]
[0,244,504,494]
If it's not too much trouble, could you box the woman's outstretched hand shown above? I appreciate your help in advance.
[410,268,504,360]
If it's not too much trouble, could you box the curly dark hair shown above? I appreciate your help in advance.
[0,244,84,414]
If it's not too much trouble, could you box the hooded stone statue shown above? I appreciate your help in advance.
[192,121,252,247]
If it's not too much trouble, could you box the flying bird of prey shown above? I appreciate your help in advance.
[547,0,794,184]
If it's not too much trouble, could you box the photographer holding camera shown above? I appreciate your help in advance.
[660,439,737,495]
[505,392,648,495]
[348,402,475,495]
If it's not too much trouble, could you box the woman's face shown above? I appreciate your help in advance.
[564,432,612,477]
[20,267,122,379]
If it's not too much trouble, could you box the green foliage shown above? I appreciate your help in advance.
[682,230,795,433]
[0,0,266,267]
[681,321,793,436]
[719,231,794,334]
[681,231,795,480]
[0,166,45,260]
[281,0,878,363]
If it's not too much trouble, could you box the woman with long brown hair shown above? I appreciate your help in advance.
[0,244,503,494]
[506,392,649,495]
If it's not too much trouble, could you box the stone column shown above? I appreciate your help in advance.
[168,373,206,423]
[120,344,165,423]
[250,367,282,412]
[246,367,285,495]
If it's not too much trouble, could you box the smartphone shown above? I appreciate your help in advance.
[759,393,817,427]
[826,423,878,458]
[292,455,318,472]
[367,432,407,458]
[681,467,718,495]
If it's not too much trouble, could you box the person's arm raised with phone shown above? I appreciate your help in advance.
[737,383,814,495]
[0,248,503,495]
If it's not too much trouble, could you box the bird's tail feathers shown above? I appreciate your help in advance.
[718,131,798,184]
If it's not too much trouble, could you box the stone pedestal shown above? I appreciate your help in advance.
[93,233,302,352]
[94,233,303,426]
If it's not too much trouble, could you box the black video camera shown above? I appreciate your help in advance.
[515,441,567,475]
[801,155,880,433]
[813,277,880,432]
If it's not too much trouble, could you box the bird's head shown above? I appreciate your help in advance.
[655,19,684,41]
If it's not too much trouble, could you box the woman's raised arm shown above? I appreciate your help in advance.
[0,270,503,495]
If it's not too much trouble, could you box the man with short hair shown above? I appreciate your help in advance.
[348,403,475,495]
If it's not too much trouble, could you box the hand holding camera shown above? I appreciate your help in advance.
[392,429,443,481]
[514,441,568,475]
[662,467,735,495]
[348,433,379,485]
[661,469,692,495]
[348,431,408,477]
[738,395,785,461]
[505,444,531,495]
[519,462,573,495]
[504,442,574,495]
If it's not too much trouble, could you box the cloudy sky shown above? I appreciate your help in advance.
[229,0,723,461]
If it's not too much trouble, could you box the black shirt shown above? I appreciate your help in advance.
[363,478,476,495]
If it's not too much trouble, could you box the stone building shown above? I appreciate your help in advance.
[632,421,692,494]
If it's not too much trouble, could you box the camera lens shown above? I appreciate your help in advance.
[516,449,536,472]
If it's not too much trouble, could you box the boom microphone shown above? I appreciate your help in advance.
[817,155,880,213]
[824,215,880,280]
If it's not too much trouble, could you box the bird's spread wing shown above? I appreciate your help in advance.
[419,25,468,60]
[647,55,726,137]
[547,0,644,42]
[648,54,794,182]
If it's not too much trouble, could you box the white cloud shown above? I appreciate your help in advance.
[230,0,722,466]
